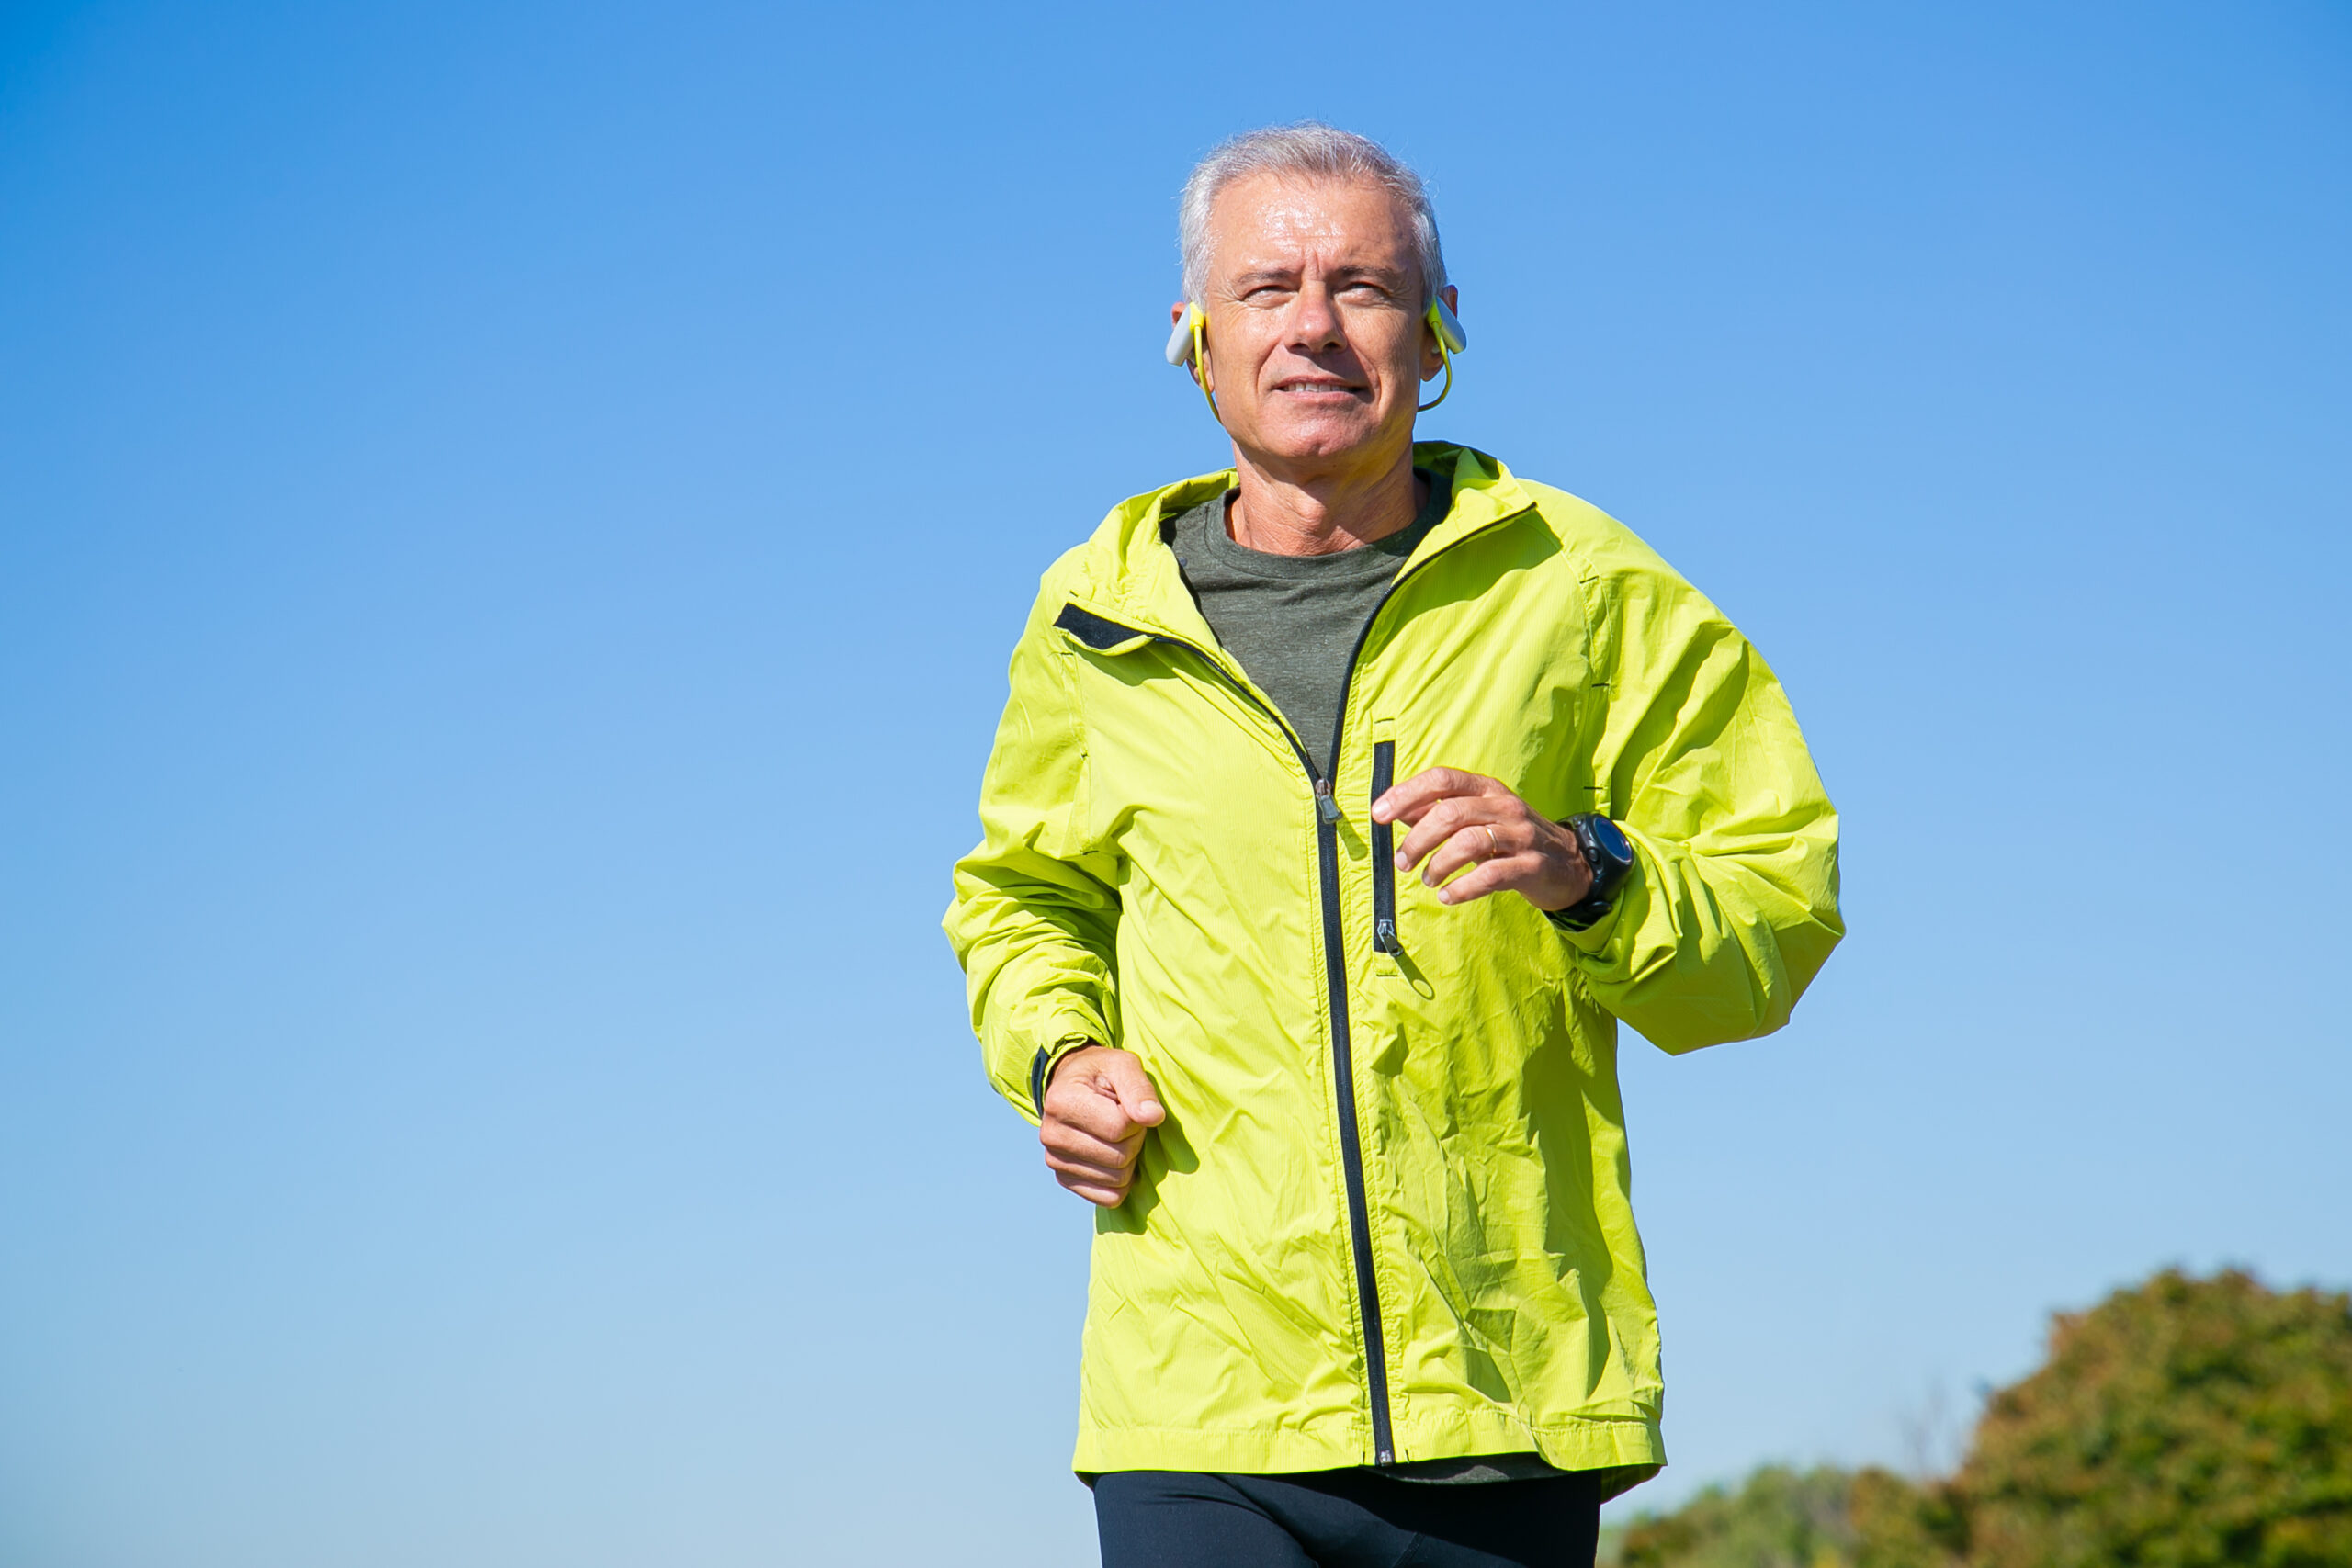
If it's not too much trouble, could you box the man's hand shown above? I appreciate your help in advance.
[1373,766,1593,912]
[1039,1044,1166,1207]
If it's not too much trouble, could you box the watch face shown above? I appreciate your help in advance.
[1590,817,1634,865]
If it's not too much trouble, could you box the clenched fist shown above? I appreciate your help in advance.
[1039,1044,1165,1207]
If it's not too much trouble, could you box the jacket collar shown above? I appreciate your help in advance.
[1067,443,1539,647]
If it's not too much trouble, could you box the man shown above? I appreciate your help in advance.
[944,125,1841,1568]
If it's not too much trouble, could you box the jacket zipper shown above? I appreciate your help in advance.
[1058,511,1518,1468]
[1058,612,1394,1464]
[1306,539,1496,1465]
[1310,758,1391,1464]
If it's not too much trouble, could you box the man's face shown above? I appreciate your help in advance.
[1181,173,1450,470]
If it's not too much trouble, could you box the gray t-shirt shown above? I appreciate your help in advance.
[1167,472,1449,777]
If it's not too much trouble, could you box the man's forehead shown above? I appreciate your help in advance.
[1206,174,1415,270]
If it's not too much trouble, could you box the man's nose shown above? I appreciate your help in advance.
[1286,285,1344,352]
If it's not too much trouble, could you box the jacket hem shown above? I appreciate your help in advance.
[1072,1412,1665,1477]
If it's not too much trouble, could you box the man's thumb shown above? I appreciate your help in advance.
[1108,1057,1166,1127]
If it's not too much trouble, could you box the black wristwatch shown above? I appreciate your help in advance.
[1547,814,1637,931]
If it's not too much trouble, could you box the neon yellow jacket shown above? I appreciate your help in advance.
[945,445,1841,1477]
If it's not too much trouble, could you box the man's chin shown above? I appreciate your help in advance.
[1239,412,1399,466]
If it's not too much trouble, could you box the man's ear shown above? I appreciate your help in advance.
[1166,301,1205,375]
[1422,288,1461,379]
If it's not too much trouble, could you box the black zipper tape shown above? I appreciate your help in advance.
[1057,598,1396,1466]
[1057,502,1529,1467]
[1318,802,1394,1464]
[1371,739,1400,956]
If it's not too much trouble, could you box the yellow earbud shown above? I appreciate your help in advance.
[1189,306,1218,421]
[1417,300,1459,413]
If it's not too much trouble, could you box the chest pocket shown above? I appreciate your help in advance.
[1372,735,1402,963]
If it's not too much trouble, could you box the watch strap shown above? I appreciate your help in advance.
[1547,814,1634,931]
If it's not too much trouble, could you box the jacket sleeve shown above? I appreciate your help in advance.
[1559,541,1844,1054]
[943,581,1123,1122]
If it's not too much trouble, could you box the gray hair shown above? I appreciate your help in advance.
[1178,123,1448,308]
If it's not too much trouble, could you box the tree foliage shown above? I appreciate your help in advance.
[1604,1269,2352,1568]
[1960,1269,2352,1568]
[1615,1466,1859,1568]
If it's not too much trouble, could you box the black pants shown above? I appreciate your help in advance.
[1092,1468,1604,1568]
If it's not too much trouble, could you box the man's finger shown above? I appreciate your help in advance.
[1099,1052,1166,1128]
[1419,823,1508,888]
[1433,856,1526,907]
[1057,1174,1133,1208]
[1053,1158,1134,1203]
[1052,1088,1147,1145]
[1047,1047,1165,1134]
[1393,797,1472,871]
[1374,766,1487,827]
[1042,1116,1146,1160]
[1041,1120,1146,1171]
[1046,1149,1136,1190]
[1397,796,1512,874]
[1372,766,1498,826]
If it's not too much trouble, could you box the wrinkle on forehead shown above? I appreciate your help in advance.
[1205,175,1416,285]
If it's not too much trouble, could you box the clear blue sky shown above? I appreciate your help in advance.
[3,3,2346,1563]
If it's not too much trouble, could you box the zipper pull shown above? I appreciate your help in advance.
[1314,776,1340,823]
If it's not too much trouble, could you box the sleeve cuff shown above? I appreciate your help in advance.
[1546,832,1657,958]
[1024,1029,1102,1121]
[1546,897,1624,953]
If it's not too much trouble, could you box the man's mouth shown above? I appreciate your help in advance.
[1272,378,1364,396]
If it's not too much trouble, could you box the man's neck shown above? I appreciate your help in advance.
[1227,446,1424,558]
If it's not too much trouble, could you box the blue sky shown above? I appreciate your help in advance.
[3,2,2346,1563]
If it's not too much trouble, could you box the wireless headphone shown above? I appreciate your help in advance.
[1164,298,1468,419]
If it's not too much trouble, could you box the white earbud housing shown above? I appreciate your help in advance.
[1164,305,1203,367]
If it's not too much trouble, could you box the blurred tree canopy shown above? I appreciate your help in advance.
[1606,1269,2352,1568]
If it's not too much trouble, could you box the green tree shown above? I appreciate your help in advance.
[1959,1269,2352,1568]
[1604,1269,2352,1568]
[1614,1465,1861,1568]
[1849,1465,1964,1568]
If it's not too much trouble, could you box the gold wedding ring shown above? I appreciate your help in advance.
[1483,825,1499,861]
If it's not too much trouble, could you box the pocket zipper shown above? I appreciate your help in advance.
[1371,739,1400,955]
